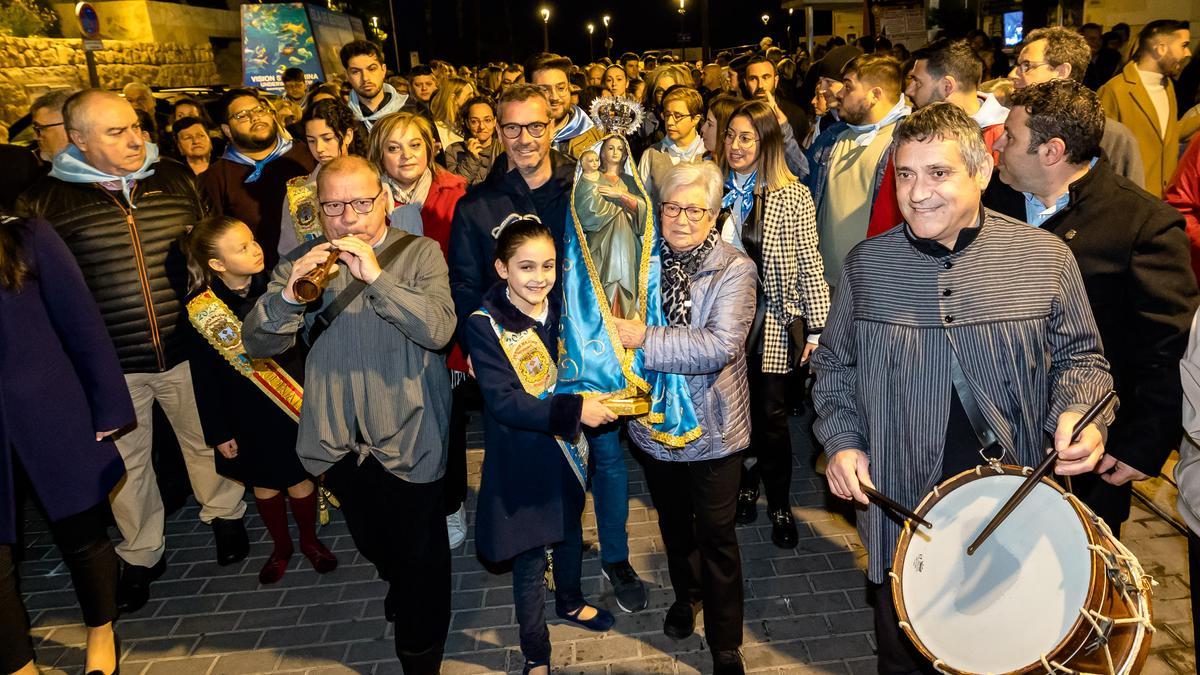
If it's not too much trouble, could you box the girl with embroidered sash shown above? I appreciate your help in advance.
[183,216,337,585]
[278,100,368,258]
[463,217,616,675]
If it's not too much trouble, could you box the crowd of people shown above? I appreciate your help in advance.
[2,17,1200,675]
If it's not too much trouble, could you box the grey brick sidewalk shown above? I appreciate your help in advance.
[16,414,1194,674]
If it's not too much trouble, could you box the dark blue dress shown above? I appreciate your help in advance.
[465,283,584,563]
[0,218,134,543]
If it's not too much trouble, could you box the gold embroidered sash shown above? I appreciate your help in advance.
[187,289,304,422]
[286,176,322,243]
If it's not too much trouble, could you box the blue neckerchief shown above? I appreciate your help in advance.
[221,137,293,184]
[553,105,595,143]
[50,142,160,208]
[845,96,911,147]
[348,83,408,131]
[722,170,757,228]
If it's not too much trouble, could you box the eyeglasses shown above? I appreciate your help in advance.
[319,189,383,217]
[724,129,759,147]
[500,121,549,139]
[661,201,710,222]
[1015,61,1051,74]
[32,121,64,136]
[663,111,698,124]
[229,105,272,124]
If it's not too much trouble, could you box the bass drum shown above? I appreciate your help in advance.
[891,465,1154,674]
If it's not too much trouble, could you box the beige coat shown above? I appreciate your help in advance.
[1099,61,1178,197]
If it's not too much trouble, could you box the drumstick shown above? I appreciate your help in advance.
[862,485,932,530]
[966,390,1116,556]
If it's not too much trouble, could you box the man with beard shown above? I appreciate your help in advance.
[526,53,604,161]
[19,89,249,612]
[907,39,1009,160]
[201,88,315,268]
[339,41,431,131]
[743,55,810,147]
[448,84,649,614]
[1099,20,1192,196]
[984,80,1198,535]
[807,54,909,288]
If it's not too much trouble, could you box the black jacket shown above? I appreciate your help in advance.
[447,149,576,354]
[18,157,208,373]
[983,157,1199,475]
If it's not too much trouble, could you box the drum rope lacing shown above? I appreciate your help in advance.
[1025,492,1157,675]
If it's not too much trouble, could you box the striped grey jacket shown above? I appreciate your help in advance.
[755,179,831,374]
[811,210,1115,583]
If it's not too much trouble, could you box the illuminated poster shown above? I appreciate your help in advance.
[306,4,368,84]
[241,3,321,93]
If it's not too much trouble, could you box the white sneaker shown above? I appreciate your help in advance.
[446,506,467,549]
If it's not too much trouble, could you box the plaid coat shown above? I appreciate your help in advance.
[753,180,831,374]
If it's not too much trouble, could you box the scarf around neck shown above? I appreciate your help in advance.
[721,170,757,230]
[349,84,407,130]
[50,142,160,208]
[386,170,433,210]
[845,96,911,148]
[553,105,595,143]
[221,136,293,184]
[661,227,720,327]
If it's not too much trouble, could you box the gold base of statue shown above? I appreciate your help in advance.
[604,395,652,417]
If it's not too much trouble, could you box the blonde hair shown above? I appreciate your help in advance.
[429,76,473,131]
[366,112,440,179]
[719,100,795,192]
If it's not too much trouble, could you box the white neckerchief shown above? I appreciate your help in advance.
[845,96,911,148]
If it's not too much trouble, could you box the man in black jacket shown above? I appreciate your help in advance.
[19,90,249,612]
[984,79,1199,534]
[448,84,650,615]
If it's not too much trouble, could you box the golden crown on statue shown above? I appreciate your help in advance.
[588,96,645,137]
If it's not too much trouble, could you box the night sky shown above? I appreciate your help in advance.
[386,0,803,70]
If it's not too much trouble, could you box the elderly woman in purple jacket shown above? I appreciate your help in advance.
[0,218,134,675]
[612,161,757,675]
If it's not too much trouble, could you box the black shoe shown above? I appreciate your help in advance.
[712,649,745,675]
[600,560,648,613]
[212,517,249,566]
[663,599,699,640]
[116,558,165,613]
[85,632,120,675]
[735,488,758,525]
[555,603,616,632]
[769,507,799,549]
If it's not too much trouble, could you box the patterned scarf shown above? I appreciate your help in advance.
[221,137,293,184]
[721,170,757,232]
[660,227,720,327]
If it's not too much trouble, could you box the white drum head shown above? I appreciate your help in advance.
[897,475,1092,673]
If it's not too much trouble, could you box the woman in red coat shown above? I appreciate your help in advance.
[0,217,134,675]
[366,112,473,549]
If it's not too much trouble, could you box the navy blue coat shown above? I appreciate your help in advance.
[448,149,576,356]
[0,218,133,543]
[465,283,584,563]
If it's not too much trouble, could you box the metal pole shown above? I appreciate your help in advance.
[806,6,814,55]
[387,0,402,70]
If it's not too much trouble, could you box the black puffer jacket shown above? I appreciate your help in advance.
[18,157,208,374]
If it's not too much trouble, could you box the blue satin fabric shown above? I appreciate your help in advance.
[556,134,701,447]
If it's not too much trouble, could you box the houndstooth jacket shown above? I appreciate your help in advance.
[753,179,831,374]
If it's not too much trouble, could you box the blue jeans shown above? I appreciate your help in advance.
[511,509,585,666]
[586,425,629,564]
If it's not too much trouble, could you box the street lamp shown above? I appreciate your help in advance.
[602,14,612,58]
[587,23,595,62]
[540,7,551,52]
[761,13,770,27]
[787,7,793,50]
[677,0,687,61]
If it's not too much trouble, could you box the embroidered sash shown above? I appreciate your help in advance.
[187,289,304,421]
[286,176,323,243]
[473,309,588,489]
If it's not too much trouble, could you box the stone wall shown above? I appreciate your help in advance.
[0,36,219,125]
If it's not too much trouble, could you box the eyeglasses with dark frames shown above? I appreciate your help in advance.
[319,189,383,217]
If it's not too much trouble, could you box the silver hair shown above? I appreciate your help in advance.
[658,160,724,214]
[891,102,990,177]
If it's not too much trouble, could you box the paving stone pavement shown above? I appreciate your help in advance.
[15,413,1194,674]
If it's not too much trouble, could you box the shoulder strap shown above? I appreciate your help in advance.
[306,233,419,346]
